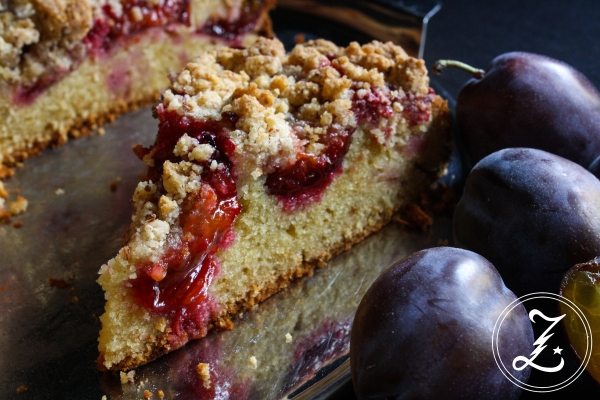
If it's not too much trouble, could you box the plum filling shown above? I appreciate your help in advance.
[200,0,269,44]
[130,108,241,346]
[265,85,434,211]
[265,124,354,212]
[353,85,435,128]
[84,0,190,56]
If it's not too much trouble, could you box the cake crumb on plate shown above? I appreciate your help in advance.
[9,195,28,215]
[196,363,211,388]
[120,370,136,384]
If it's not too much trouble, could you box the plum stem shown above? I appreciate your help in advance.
[433,60,486,79]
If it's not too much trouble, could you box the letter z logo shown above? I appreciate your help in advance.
[512,310,565,373]
[492,292,592,393]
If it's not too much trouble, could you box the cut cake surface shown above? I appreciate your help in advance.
[0,0,274,178]
[97,37,452,370]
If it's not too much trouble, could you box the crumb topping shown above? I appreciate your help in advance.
[0,0,92,86]
[161,37,432,178]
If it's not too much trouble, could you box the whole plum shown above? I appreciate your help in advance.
[435,53,600,168]
[453,147,600,297]
[350,247,533,400]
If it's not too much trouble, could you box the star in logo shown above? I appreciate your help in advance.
[553,346,563,355]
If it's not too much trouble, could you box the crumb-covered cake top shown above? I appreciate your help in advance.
[160,37,433,176]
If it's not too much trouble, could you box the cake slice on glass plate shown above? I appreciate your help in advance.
[97,37,452,370]
[0,0,274,178]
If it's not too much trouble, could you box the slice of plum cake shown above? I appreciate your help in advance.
[97,37,452,370]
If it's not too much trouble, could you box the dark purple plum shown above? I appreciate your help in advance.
[350,247,533,400]
[454,147,600,297]
[435,52,600,168]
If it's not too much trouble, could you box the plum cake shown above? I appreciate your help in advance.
[97,37,452,370]
[0,0,274,178]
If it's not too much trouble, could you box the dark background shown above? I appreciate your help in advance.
[277,0,600,398]
[425,0,600,105]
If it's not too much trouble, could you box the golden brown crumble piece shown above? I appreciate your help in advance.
[196,363,211,389]
[9,195,28,215]
[0,181,8,198]
[30,0,92,43]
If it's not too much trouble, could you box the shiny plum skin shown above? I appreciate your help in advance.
[350,247,533,400]
[456,52,600,168]
[454,148,600,297]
